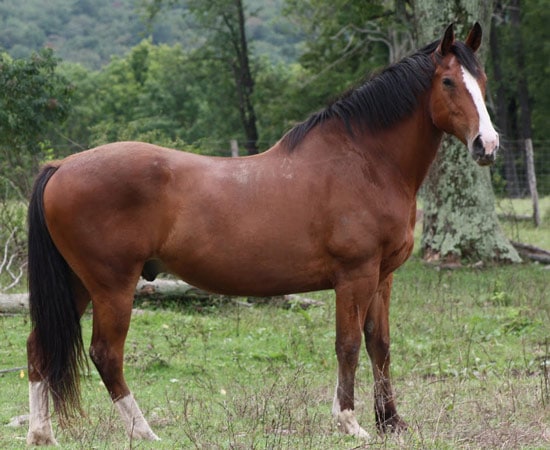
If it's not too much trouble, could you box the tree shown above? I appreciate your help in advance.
[58,40,250,154]
[284,0,411,111]
[145,0,260,154]
[486,0,550,199]
[0,48,73,197]
[0,49,72,291]
[489,2,521,198]
[413,0,520,263]
[509,0,540,225]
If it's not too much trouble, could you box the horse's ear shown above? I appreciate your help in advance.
[465,22,482,52]
[438,23,455,56]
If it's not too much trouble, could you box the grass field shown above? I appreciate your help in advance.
[0,199,549,449]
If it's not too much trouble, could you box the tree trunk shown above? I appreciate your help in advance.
[510,0,540,226]
[228,0,259,155]
[490,5,521,197]
[413,0,521,263]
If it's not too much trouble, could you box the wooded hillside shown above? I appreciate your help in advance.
[0,0,302,68]
[0,0,548,196]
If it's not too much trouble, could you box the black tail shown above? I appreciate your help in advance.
[27,164,87,419]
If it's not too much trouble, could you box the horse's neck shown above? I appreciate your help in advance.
[367,106,443,195]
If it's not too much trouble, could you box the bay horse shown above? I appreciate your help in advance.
[26,23,498,445]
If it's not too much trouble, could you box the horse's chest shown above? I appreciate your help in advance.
[326,202,414,276]
[379,228,414,276]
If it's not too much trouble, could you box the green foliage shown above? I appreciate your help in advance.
[513,0,549,142]
[487,0,550,195]
[0,0,181,69]
[0,0,548,159]
[283,0,393,115]
[0,48,73,196]
[59,40,245,154]
[0,0,302,69]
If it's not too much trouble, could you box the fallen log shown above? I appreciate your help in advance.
[0,279,324,313]
[497,213,533,222]
[511,241,550,264]
[135,279,324,310]
[0,293,28,313]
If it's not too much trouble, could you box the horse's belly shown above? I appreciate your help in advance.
[167,259,331,297]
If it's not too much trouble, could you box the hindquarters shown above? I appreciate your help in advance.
[27,164,88,420]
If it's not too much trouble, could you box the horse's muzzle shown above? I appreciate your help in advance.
[471,134,498,166]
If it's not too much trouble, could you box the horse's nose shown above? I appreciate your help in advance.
[472,134,498,166]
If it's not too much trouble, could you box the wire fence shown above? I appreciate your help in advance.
[491,139,550,199]
[48,137,550,199]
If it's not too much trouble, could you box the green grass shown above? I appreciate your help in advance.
[1,197,549,448]
[495,196,550,249]
[1,259,549,449]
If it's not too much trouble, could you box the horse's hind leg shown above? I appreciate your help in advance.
[27,332,57,445]
[88,285,159,441]
[364,274,407,433]
[26,276,90,446]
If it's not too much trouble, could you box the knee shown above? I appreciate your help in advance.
[367,335,390,356]
[89,341,119,370]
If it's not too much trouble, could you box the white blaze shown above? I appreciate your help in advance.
[461,66,499,154]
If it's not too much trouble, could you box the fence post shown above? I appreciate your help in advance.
[524,138,540,227]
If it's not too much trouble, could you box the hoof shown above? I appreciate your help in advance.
[377,413,408,434]
[26,431,58,446]
[132,429,161,441]
[335,409,371,439]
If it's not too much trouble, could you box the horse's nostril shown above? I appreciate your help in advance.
[471,135,496,166]
[473,135,484,157]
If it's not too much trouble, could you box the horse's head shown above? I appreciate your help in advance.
[429,23,499,166]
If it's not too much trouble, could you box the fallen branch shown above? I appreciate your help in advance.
[497,213,533,222]
[0,366,26,375]
[136,279,324,309]
[1,279,324,313]
[0,293,28,313]
[511,241,550,264]
[0,227,26,292]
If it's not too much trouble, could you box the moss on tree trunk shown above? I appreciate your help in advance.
[413,0,521,264]
[421,137,521,263]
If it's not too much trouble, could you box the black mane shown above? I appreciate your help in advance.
[282,40,482,151]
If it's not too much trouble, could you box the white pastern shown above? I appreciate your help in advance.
[461,66,499,153]
[115,393,160,441]
[332,381,370,439]
[27,381,58,446]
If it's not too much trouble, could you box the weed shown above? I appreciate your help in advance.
[1,261,549,448]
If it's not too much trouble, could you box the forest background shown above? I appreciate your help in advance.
[0,0,549,289]
[0,4,548,448]
[0,0,548,197]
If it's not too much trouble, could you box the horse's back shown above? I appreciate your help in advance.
[40,139,413,297]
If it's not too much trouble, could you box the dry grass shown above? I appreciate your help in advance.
[0,198,549,448]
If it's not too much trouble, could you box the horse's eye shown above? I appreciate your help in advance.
[443,78,454,88]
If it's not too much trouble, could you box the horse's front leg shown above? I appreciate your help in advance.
[332,276,375,439]
[364,273,407,433]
